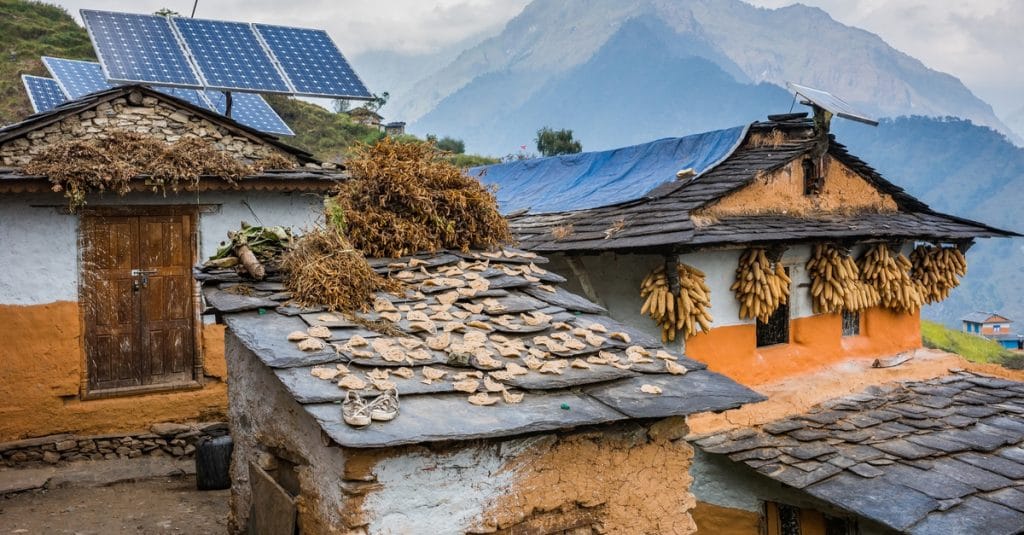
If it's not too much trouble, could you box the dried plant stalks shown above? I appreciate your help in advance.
[732,248,790,322]
[329,138,512,258]
[807,243,880,313]
[858,244,922,314]
[24,130,295,210]
[910,245,967,304]
[281,227,399,312]
[640,263,713,342]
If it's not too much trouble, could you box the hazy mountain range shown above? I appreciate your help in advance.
[352,0,1024,327]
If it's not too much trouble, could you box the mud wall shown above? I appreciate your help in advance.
[0,191,319,441]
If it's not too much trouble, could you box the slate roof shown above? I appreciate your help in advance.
[501,116,1015,253]
[695,371,1024,534]
[201,248,765,449]
[962,312,1013,324]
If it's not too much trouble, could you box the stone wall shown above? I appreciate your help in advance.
[0,421,226,467]
[0,92,291,166]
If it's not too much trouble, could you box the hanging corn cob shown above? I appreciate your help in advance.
[640,263,713,343]
[910,245,967,304]
[731,248,791,323]
[806,243,880,313]
[858,244,923,314]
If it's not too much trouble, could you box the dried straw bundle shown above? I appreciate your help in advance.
[281,227,399,312]
[331,138,512,258]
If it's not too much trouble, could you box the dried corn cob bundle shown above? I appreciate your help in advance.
[858,244,923,314]
[731,248,791,323]
[640,263,713,343]
[806,243,880,313]
[910,245,967,304]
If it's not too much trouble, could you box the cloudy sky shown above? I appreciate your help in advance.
[52,0,1021,116]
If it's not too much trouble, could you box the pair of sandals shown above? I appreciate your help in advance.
[343,388,399,427]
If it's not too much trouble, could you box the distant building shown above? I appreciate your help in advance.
[963,312,1021,349]
[384,121,406,136]
[348,107,382,129]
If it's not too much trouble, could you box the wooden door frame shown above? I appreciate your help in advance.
[77,205,205,400]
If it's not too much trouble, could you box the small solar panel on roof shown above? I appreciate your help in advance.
[253,23,371,99]
[41,57,113,99]
[171,17,292,94]
[204,91,294,136]
[81,10,201,88]
[22,75,67,113]
[787,82,878,126]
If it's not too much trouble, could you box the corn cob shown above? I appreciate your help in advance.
[731,248,790,323]
[640,263,713,342]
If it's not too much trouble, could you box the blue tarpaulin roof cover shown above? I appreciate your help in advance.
[468,125,748,215]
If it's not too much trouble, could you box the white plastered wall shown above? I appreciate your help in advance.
[0,190,322,306]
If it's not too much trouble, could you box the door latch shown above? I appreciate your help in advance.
[131,268,158,290]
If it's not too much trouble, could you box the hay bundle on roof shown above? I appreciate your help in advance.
[330,138,512,258]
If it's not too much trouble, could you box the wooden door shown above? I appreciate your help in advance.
[82,209,197,393]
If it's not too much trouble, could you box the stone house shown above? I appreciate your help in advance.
[201,247,763,533]
[0,84,339,457]
[471,111,1021,532]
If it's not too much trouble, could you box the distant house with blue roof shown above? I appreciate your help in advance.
[962,312,1021,350]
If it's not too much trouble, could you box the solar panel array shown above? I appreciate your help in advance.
[41,57,112,99]
[172,17,291,94]
[253,24,370,99]
[22,75,67,113]
[81,10,201,88]
[80,9,371,100]
[786,82,878,126]
[204,91,294,136]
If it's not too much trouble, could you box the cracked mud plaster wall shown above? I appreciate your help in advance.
[695,156,898,220]
[346,418,697,535]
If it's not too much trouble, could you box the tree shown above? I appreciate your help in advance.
[363,92,390,113]
[333,99,351,114]
[435,136,465,154]
[536,127,582,157]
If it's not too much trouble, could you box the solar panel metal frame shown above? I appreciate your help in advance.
[21,75,68,113]
[786,82,878,126]
[252,22,373,100]
[169,16,295,95]
[81,9,204,90]
[41,56,114,99]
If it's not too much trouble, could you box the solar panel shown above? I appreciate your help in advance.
[81,10,201,88]
[786,82,878,126]
[154,87,216,111]
[22,75,68,113]
[253,23,371,99]
[171,17,292,94]
[41,57,113,99]
[204,91,294,136]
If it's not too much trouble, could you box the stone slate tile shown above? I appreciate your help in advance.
[789,429,830,441]
[881,463,975,500]
[306,390,627,449]
[503,364,637,390]
[757,462,842,489]
[993,402,1024,415]
[793,460,823,472]
[910,384,967,398]
[781,442,838,460]
[976,422,1024,443]
[204,288,280,313]
[985,416,1024,435]
[942,414,977,428]
[702,433,798,455]
[872,438,937,460]
[901,418,946,430]
[826,455,857,469]
[914,395,955,409]
[974,387,1019,399]
[801,410,847,425]
[955,405,999,418]
[844,414,883,428]
[940,426,1018,452]
[834,444,886,462]
[729,447,782,462]
[522,286,606,314]
[956,452,1024,479]
[957,390,1005,405]
[226,313,343,369]
[848,463,884,478]
[983,487,1024,513]
[806,472,938,531]
[997,447,1024,465]
[905,433,973,454]
[299,313,359,328]
[762,419,804,435]
[833,429,874,443]
[930,457,1016,492]
[573,314,666,350]
[862,409,900,422]
[907,496,1024,535]
[964,375,1020,389]
[868,458,895,466]
[877,421,917,434]
[583,370,766,420]
[276,305,324,316]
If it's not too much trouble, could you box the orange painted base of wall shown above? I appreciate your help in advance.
[685,307,920,386]
[0,302,227,441]
[692,501,760,534]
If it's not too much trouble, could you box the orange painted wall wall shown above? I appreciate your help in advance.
[685,307,920,386]
[0,301,227,441]
[692,501,760,534]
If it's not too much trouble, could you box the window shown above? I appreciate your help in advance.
[765,502,859,535]
[994,324,1003,333]
[803,158,823,195]
[757,268,791,347]
[842,310,860,336]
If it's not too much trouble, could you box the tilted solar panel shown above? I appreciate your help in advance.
[154,87,216,111]
[253,23,371,99]
[786,82,878,126]
[204,91,294,136]
[22,75,68,113]
[81,10,201,88]
[171,17,292,94]
[41,57,113,99]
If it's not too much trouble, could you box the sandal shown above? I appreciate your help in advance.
[369,388,400,422]
[342,390,371,427]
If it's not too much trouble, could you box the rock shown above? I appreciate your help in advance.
[104,453,118,460]
[128,450,142,459]
[151,423,192,437]
[116,446,131,456]
[9,451,28,463]
[183,444,196,456]
[170,446,185,457]
[89,453,104,461]
[42,451,60,464]
[55,439,77,452]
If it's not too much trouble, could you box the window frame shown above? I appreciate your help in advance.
[841,310,861,337]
